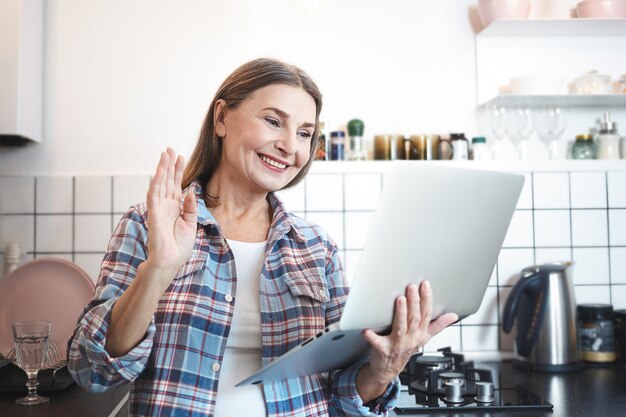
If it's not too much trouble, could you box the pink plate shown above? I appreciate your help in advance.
[0,258,95,366]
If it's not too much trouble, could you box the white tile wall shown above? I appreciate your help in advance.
[75,176,112,213]
[36,177,73,213]
[534,210,571,247]
[570,172,607,208]
[113,176,150,213]
[0,176,34,213]
[2,168,626,354]
[571,210,608,247]
[533,172,569,209]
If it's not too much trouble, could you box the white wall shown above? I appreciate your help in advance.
[0,0,479,175]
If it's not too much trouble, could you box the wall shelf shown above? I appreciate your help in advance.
[478,18,626,37]
[480,94,626,108]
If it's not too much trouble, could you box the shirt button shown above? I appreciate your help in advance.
[212,362,221,372]
[225,294,233,302]
[319,289,326,299]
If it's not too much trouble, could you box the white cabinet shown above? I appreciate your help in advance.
[0,0,43,145]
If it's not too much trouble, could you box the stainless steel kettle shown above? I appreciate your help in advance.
[502,262,583,372]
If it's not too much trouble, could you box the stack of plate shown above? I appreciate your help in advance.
[576,0,626,17]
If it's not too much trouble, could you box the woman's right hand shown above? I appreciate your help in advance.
[144,148,197,286]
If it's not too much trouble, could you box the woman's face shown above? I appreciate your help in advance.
[214,84,316,195]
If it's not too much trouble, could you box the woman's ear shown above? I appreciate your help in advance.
[214,99,227,138]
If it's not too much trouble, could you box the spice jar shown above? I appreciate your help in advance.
[572,134,597,160]
[471,137,491,161]
[616,309,626,362]
[330,131,345,161]
[577,304,616,364]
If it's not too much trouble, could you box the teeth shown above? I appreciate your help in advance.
[259,155,287,169]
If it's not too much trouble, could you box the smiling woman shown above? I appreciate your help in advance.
[66,58,456,417]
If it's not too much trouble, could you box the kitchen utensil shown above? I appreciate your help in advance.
[570,70,613,94]
[12,321,51,405]
[576,0,626,17]
[478,0,532,27]
[0,258,95,365]
[502,261,584,372]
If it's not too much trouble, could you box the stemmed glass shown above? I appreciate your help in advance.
[506,106,533,161]
[485,105,507,159]
[12,321,51,406]
[533,106,567,160]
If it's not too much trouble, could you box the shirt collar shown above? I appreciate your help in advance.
[184,180,306,243]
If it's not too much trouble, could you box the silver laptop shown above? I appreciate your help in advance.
[237,162,524,386]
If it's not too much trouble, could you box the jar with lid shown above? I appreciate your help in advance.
[450,133,469,160]
[329,131,345,161]
[597,112,620,160]
[347,119,367,161]
[616,309,626,362]
[577,304,616,364]
[470,136,491,161]
[572,134,597,160]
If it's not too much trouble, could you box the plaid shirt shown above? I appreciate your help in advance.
[68,181,399,417]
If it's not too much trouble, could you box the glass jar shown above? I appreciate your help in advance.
[330,131,345,161]
[572,134,597,160]
[616,309,626,363]
[577,304,616,364]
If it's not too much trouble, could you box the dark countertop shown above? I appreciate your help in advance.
[1,360,624,417]
[391,360,626,417]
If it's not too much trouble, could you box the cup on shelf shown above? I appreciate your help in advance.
[477,0,532,27]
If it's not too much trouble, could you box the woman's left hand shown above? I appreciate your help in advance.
[356,281,458,402]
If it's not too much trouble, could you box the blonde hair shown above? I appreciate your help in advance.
[182,58,322,206]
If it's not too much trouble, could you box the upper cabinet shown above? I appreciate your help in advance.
[0,0,43,145]
[475,18,626,107]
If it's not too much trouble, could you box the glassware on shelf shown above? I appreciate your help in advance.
[12,321,51,406]
[572,134,597,159]
[485,105,507,160]
[506,106,533,161]
[533,106,567,160]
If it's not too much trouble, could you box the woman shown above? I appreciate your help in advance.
[68,58,458,417]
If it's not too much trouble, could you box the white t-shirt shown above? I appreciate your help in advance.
[213,239,267,417]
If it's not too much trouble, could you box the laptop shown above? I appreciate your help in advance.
[236,162,524,386]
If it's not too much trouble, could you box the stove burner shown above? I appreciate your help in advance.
[397,347,553,413]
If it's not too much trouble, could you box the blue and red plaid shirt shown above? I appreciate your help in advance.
[68,181,399,416]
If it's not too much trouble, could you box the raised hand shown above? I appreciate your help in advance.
[145,148,198,282]
[357,281,458,400]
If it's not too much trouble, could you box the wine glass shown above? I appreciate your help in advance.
[506,106,533,161]
[534,106,567,160]
[12,321,51,406]
[485,105,507,159]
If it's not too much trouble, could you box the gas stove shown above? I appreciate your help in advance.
[395,347,554,414]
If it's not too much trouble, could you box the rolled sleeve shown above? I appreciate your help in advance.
[331,360,400,416]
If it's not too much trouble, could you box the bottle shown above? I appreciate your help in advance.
[347,119,367,161]
[470,136,491,161]
[330,131,345,161]
[572,134,597,160]
[597,112,620,160]
[314,121,327,161]
[450,133,469,160]
[577,304,616,364]
[3,243,22,278]
[616,309,626,362]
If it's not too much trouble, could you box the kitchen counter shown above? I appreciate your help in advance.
[391,359,626,417]
[1,360,624,416]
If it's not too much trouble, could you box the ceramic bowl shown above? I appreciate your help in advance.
[576,0,626,17]
[478,0,532,26]
[509,74,566,95]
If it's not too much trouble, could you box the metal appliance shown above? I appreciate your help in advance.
[395,348,553,413]
[502,262,584,372]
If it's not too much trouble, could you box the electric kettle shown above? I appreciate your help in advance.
[502,262,583,372]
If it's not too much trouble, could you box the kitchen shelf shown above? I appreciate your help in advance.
[478,18,626,37]
[480,94,626,107]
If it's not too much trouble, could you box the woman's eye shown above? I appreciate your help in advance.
[265,117,280,128]
[298,131,313,140]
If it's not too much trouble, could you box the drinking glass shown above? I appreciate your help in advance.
[534,106,567,160]
[12,321,51,406]
[486,105,507,159]
[506,106,533,161]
